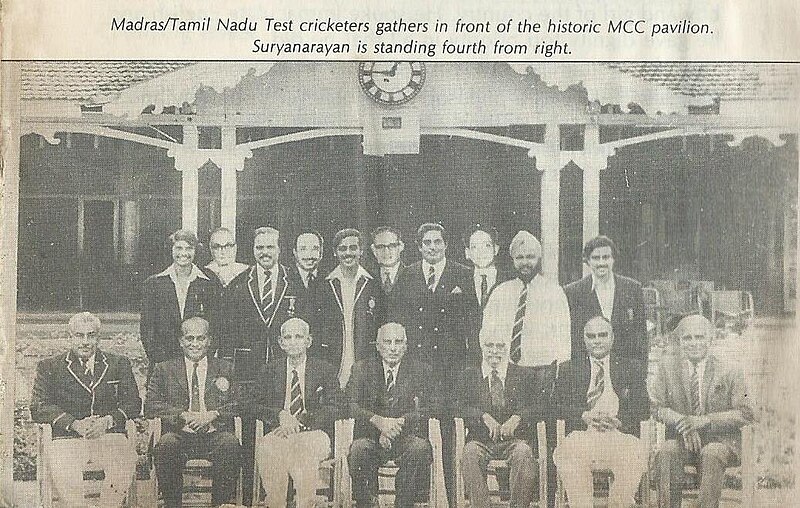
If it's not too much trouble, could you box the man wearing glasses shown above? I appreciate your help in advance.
[370,226,406,296]
[205,227,248,288]
[308,228,383,388]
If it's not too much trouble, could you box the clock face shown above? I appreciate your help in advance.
[358,62,426,105]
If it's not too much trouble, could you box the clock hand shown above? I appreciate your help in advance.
[388,62,399,77]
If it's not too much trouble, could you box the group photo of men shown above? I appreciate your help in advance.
[30,221,754,508]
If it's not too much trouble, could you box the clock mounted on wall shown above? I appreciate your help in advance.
[358,62,426,106]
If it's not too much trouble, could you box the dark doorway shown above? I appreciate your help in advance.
[80,200,118,310]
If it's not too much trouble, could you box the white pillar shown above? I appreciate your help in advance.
[220,127,238,235]
[537,125,562,281]
[579,126,611,277]
[181,126,199,233]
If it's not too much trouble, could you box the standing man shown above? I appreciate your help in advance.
[308,228,383,388]
[553,316,649,507]
[141,229,217,365]
[563,235,648,363]
[483,230,571,367]
[347,323,435,508]
[456,318,548,508]
[371,226,406,296]
[30,312,141,508]
[463,224,512,365]
[652,315,754,508]
[254,317,340,508]
[290,229,325,300]
[146,317,242,508]
[204,227,248,288]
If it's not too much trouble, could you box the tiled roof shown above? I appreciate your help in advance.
[607,63,799,100]
[20,61,194,101]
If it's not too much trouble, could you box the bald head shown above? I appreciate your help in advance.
[675,315,713,362]
[280,317,312,359]
[68,312,101,360]
[376,322,408,367]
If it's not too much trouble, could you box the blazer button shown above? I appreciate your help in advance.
[433,345,438,350]
[433,327,439,332]
[419,307,424,312]
[440,308,445,313]
[418,325,423,330]
[417,344,422,348]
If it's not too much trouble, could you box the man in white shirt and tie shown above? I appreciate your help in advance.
[553,316,649,507]
[370,226,405,296]
[291,229,324,297]
[254,317,340,508]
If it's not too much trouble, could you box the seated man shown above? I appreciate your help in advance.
[456,317,548,508]
[254,317,340,508]
[30,312,141,508]
[347,322,435,508]
[553,316,649,508]
[145,317,242,508]
[652,315,754,508]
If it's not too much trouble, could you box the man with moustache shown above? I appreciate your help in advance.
[290,229,325,300]
[308,228,383,388]
[204,227,248,288]
[30,312,141,508]
[371,226,406,296]
[463,224,512,365]
[564,235,648,363]
[483,230,571,367]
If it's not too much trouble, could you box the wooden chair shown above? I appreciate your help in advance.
[653,421,756,506]
[37,420,138,507]
[249,418,341,506]
[337,418,447,507]
[148,417,244,507]
[453,417,549,507]
[555,419,653,507]
[710,290,754,328]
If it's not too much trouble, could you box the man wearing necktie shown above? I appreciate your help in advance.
[456,317,549,508]
[253,317,340,508]
[289,229,325,300]
[347,323,435,508]
[482,230,571,367]
[146,317,241,508]
[553,316,649,507]
[651,315,753,508]
[370,226,406,296]
[30,312,141,508]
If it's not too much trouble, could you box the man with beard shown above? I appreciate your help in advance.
[463,224,512,365]
[371,226,406,296]
[308,228,383,388]
[563,235,648,363]
[483,230,571,367]
[290,229,325,300]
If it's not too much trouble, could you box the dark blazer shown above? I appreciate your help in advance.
[563,274,648,363]
[218,264,306,377]
[31,350,142,438]
[307,268,384,369]
[650,353,753,455]
[372,264,407,296]
[455,362,553,444]
[145,356,238,434]
[388,260,474,378]
[554,355,649,435]
[140,267,218,365]
[286,264,324,303]
[347,357,436,441]
[465,267,514,366]
[254,357,341,438]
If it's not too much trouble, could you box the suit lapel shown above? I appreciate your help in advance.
[680,357,694,412]
[610,274,622,321]
[265,265,289,327]
[65,352,92,394]
[90,352,109,391]
[578,356,592,397]
[247,266,269,324]
[174,359,190,405]
[701,357,716,413]
[329,278,344,314]
[353,274,370,306]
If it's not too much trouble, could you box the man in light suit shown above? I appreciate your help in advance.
[347,322,435,508]
[253,317,340,508]
[563,235,648,364]
[146,317,241,508]
[553,316,650,507]
[30,312,141,508]
[651,315,754,508]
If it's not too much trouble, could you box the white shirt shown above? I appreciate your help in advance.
[686,357,707,413]
[588,355,619,417]
[78,353,96,376]
[327,265,373,387]
[257,264,280,301]
[591,274,616,320]
[296,265,318,288]
[205,260,248,287]
[284,357,307,410]
[482,274,571,367]
[155,264,209,319]
[481,360,509,389]
[421,259,446,291]
[474,266,498,304]
[383,361,401,386]
[184,356,209,412]
[380,264,401,287]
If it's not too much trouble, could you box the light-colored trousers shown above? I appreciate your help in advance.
[48,433,137,508]
[255,429,331,508]
[553,429,647,508]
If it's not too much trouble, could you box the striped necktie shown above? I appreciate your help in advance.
[190,362,201,412]
[691,363,702,415]
[586,359,605,409]
[261,271,274,312]
[480,274,489,307]
[510,282,528,363]
[289,369,304,417]
[489,369,505,408]
[426,265,436,292]
[386,369,396,407]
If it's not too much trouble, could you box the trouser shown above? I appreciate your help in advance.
[462,438,536,508]
[553,429,647,508]
[153,430,242,508]
[348,434,432,508]
[656,439,737,508]
[255,429,331,508]
[48,433,137,508]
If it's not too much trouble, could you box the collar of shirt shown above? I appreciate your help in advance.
[591,273,616,293]
[257,263,280,284]
[590,354,611,377]
[326,264,373,282]
[184,355,209,401]
[422,258,446,281]
[381,264,401,282]
[686,357,707,380]
[474,266,497,279]
[481,360,509,383]
[79,353,96,374]
[156,263,210,283]
[206,261,247,282]
[296,265,317,285]
[382,361,401,382]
